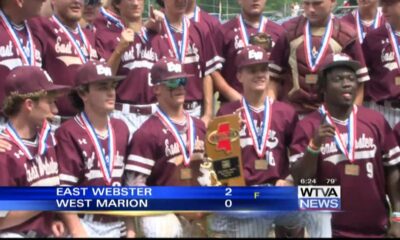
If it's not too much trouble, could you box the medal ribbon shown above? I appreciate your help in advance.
[5,121,51,160]
[319,105,357,163]
[100,7,125,29]
[155,106,195,166]
[162,16,190,62]
[387,23,400,68]
[52,15,92,63]
[0,9,35,66]
[192,5,200,22]
[238,14,267,46]
[241,97,272,158]
[356,9,382,43]
[304,16,333,72]
[79,112,115,185]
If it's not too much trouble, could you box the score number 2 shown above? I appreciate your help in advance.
[225,187,232,208]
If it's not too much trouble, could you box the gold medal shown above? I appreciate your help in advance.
[395,77,400,86]
[305,74,318,84]
[180,168,192,180]
[255,160,268,170]
[345,164,359,176]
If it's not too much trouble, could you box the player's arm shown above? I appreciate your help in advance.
[0,211,41,230]
[201,75,214,127]
[354,82,364,105]
[107,28,135,75]
[386,165,400,237]
[57,213,87,238]
[291,120,335,184]
[211,71,241,102]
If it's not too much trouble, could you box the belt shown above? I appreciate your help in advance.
[79,214,119,224]
[183,101,202,110]
[115,102,153,115]
[377,100,400,109]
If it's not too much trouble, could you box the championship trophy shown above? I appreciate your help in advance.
[205,114,245,186]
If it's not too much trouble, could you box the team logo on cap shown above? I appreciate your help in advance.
[248,49,263,60]
[96,65,112,76]
[167,62,182,73]
[332,54,351,62]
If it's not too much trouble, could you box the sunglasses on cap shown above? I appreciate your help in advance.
[84,0,101,6]
[161,78,187,89]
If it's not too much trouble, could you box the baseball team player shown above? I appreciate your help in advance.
[290,53,400,238]
[0,0,45,129]
[29,0,100,121]
[152,0,222,120]
[362,0,400,128]
[207,45,309,238]
[213,0,286,103]
[269,0,369,116]
[124,58,207,238]
[55,61,131,238]
[0,66,69,237]
[340,0,384,44]
[95,0,160,137]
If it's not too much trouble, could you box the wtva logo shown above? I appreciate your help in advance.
[298,186,341,210]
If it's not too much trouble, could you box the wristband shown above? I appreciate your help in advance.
[306,145,320,155]
[308,139,320,151]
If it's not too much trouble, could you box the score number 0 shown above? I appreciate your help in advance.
[225,187,232,208]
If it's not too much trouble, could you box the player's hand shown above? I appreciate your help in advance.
[275,179,294,186]
[0,137,11,152]
[312,115,335,147]
[116,28,135,53]
[387,222,400,238]
[144,5,164,33]
[51,220,66,237]
[200,115,212,128]
[125,229,136,238]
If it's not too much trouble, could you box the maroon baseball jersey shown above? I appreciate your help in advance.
[0,131,59,237]
[151,19,222,102]
[126,114,206,186]
[189,7,221,41]
[290,106,400,237]
[341,10,385,44]
[214,16,285,102]
[0,19,43,107]
[217,99,298,185]
[55,115,129,186]
[269,15,369,114]
[93,11,122,60]
[29,16,99,116]
[362,25,400,102]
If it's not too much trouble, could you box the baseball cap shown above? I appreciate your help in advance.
[318,53,361,75]
[5,66,70,96]
[150,58,193,85]
[235,45,270,70]
[74,61,125,87]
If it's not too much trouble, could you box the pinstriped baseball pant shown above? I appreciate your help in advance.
[364,101,400,128]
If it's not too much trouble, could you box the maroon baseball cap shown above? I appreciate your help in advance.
[319,53,361,74]
[5,66,70,96]
[74,61,125,87]
[150,58,193,84]
[235,45,271,70]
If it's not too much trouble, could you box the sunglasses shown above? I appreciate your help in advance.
[161,78,187,89]
[84,0,101,6]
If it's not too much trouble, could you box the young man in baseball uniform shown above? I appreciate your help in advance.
[55,61,132,238]
[0,66,69,238]
[125,57,207,238]
[290,53,400,237]
[341,0,384,44]
[269,0,369,116]
[362,0,400,128]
